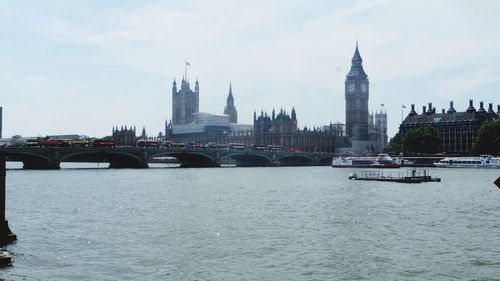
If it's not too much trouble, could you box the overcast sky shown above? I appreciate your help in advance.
[1,0,499,138]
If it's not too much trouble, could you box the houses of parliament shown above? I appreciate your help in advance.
[114,44,388,154]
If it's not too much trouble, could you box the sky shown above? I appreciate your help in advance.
[1,0,499,138]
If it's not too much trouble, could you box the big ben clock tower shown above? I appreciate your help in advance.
[345,42,369,140]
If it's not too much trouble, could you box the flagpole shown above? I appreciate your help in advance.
[185,62,187,80]
[401,105,405,156]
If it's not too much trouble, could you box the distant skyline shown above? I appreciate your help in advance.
[1,0,499,138]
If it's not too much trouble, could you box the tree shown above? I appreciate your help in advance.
[472,119,500,155]
[384,132,402,154]
[403,126,441,155]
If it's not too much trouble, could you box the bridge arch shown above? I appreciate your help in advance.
[317,156,334,166]
[276,154,315,166]
[149,151,217,167]
[6,151,59,169]
[221,152,274,167]
[60,150,147,168]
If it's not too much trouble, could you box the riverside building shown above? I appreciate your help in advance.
[400,100,499,154]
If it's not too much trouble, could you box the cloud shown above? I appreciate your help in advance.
[1,0,500,138]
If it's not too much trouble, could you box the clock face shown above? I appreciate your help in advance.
[361,84,368,93]
[347,84,355,93]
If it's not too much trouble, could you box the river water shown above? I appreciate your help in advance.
[1,163,499,280]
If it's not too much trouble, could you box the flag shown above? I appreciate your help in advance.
[381,103,385,106]
[185,61,190,66]
[402,104,407,108]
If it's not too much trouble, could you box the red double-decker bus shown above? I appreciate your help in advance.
[38,138,69,147]
[228,143,245,150]
[136,140,160,148]
[92,139,115,148]
[266,145,284,152]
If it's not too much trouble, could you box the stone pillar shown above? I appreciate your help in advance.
[0,151,16,245]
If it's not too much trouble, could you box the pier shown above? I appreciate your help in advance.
[349,169,441,183]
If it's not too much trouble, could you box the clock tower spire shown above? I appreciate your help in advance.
[345,42,369,140]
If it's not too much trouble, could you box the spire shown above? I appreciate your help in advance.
[227,83,233,99]
[346,41,367,80]
[195,77,199,93]
[352,41,362,63]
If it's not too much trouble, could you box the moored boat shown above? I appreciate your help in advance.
[434,155,500,168]
[332,153,400,168]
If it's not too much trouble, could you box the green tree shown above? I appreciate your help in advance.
[384,132,402,154]
[472,119,500,155]
[403,126,441,155]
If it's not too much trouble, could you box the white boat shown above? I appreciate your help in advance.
[434,155,500,168]
[331,153,400,168]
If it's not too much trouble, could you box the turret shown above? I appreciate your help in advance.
[195,78,199,93]
[291,107,296,120]
[172,78,177,93]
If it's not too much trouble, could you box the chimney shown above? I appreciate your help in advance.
[497,105,500,114]
[478,101,486,113]
[488,103,494,114]
[447,101,456,113]
[466,99,476,113]
[442,108,445,113]
[426,103,433,114]
[409,104,417,116]
[423,106,426,113]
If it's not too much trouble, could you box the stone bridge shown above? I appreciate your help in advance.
[1,147,335,169]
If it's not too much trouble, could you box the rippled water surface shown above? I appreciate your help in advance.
[1,164,500,280]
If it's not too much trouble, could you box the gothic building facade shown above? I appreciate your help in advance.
[172,78,199,125]
[400,100,499,154]
[345,43,369,141]
[223,83,238,123]
[112,126,137,147]
[223,108,337,153]
[368,110,388,152]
